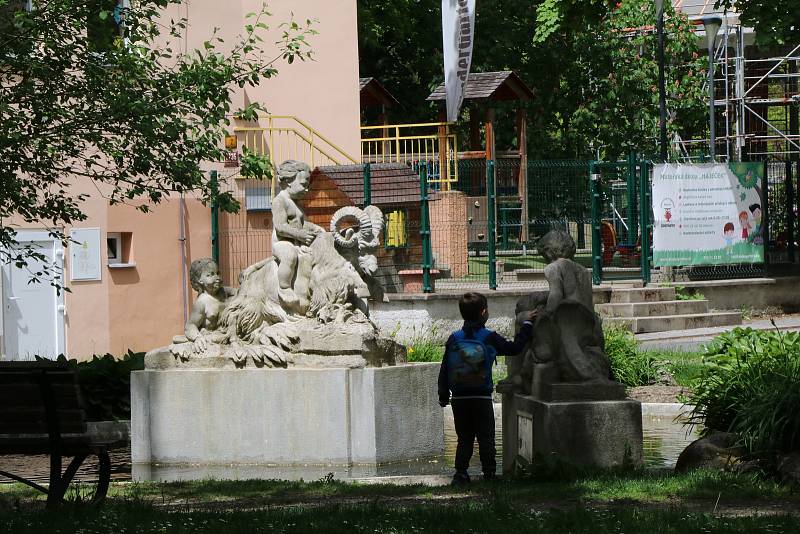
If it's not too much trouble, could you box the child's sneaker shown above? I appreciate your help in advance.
[450,472,471,486]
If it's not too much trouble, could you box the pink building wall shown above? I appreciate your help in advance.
[4,1,360,359]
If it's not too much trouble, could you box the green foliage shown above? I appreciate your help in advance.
[358,0,706,160]
[688,327,800,457]
[604,326,657,386]
[406,340,445,363]
[0,1,315,284]
[716,0,800,47]
[674,286,705,301]
[36,350,145,420]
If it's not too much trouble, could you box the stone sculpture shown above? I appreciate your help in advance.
[504,229,619,399]
[161,160,403,369]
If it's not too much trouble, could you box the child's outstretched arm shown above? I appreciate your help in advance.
[489,312,537,355]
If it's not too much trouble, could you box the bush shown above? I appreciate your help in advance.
[36,350,145,421]
[688,327,800,457]
[604,326,657,387]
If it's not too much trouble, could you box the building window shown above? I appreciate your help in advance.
[107,232,122,264]
[245,186,272,212]
[385,209,408,248]
[106,231,134,267]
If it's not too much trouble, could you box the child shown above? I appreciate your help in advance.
[438,292,535,484]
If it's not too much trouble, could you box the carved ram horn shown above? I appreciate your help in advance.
[331,206,371,249]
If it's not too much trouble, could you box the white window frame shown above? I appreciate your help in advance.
[107,232,123,264]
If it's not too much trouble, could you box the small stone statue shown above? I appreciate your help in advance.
[505,229,617,399]
[170,258,234,359]
[161,159,404,369]
[271,160,324,312]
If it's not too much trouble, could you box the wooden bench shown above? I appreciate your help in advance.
[0,361,124,508]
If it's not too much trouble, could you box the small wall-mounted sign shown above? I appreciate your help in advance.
[224,151,240,168]
[70,228,102,281]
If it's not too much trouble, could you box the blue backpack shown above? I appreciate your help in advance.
[446,328,497,394]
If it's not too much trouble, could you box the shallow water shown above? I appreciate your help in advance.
[1,404,699,483]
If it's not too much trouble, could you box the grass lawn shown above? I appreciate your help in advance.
[1,471,798,533]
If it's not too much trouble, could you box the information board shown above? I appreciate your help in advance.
[70,228,102,281]
[652,163,764,266]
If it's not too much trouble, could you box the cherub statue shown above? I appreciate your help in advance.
[505,230,614,396]
[271,160,325,312]
[171,258,234,358]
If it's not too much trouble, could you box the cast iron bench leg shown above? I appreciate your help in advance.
[91,451,111,506]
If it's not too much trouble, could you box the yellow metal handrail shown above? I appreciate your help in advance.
[360,122,459,188]
[232,114,358,168]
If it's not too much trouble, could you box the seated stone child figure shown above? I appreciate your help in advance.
[539,229,593,312]
[271,160,325,312]
[504,230,612,394]
[177,258,235,351]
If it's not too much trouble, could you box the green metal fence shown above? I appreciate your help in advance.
[589,155,651,285]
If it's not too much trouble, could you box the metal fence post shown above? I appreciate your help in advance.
[419,165,433,293]
[363,163,372,207]
[639,161,652,285]
[786,161,795,263]
[590,161,602,285]
[763,161,770,269]
[487,159,497,290]
[210,170,220,266]
[627,151,638,244]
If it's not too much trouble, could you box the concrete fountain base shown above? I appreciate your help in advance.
[131,363,443,478]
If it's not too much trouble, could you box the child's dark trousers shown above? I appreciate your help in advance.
[451,398,496,476]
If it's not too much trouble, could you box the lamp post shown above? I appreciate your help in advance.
[655,0,667,162]
[700,15,722,161]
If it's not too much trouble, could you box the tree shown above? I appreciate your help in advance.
[358,0,706,160]
[0,0,314,283]
[716,0,800,47]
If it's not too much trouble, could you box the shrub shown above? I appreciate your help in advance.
[36,350,145,421]
[604,326,657,387]
[688,327,800,457]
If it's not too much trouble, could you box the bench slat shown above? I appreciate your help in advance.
[0,384,83,409]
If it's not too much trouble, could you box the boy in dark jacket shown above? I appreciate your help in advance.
[438,292,535,484]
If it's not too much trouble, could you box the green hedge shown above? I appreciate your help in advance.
[36,350,145,421]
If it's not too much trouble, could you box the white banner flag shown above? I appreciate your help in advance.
[442,0,476,122]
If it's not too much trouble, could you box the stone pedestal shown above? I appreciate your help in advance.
[501,391,643,472]
[131,363,443,477]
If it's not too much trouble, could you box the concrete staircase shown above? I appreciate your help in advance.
[598,287,742,334]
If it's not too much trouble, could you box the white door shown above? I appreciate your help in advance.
[2,232,65,360]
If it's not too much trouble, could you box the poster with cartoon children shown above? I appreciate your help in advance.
[652,163,764,266]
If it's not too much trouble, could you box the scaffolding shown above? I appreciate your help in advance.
[674,4,800,162]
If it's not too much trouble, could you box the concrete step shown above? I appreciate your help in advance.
[610,287,676,303]
[596,299,709,318]
[605,311,742,334]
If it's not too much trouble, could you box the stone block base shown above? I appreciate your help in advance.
[131,364,443,475]
[502,394,643,472]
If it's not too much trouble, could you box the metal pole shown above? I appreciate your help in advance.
[590,162,602,285]
[210,170,220,266]
[363,163,372,207]
[657,3,668,161]
[639,161,651,285]
[707,35,717,161]
[786,161,795,262]
[627,151,638,244]
[487,159,497,290]
[419,165,433,293]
